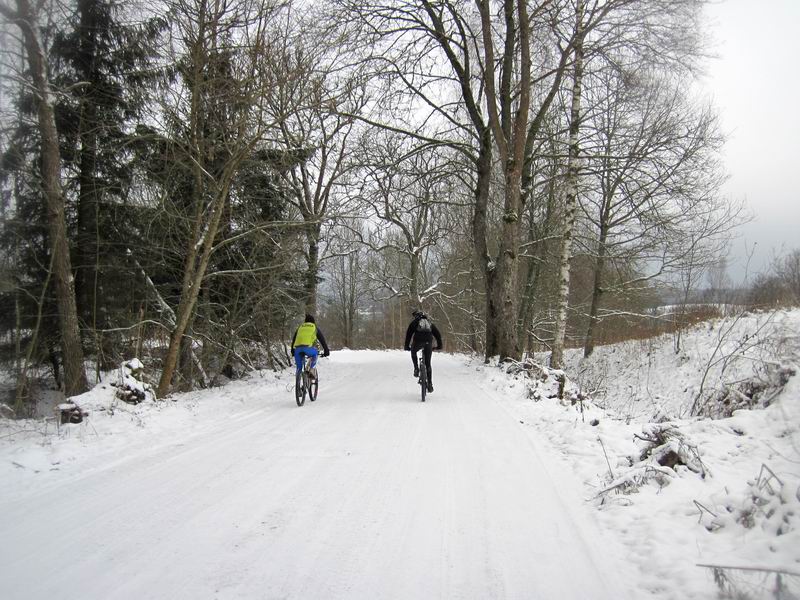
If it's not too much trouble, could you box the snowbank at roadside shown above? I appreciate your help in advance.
[0,367,290,501]
[483,308,800,599]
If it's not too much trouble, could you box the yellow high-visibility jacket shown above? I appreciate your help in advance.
[293,322,317,348]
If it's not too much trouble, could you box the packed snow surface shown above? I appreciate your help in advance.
[1,351,630,600]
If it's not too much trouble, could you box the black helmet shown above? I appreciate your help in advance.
[304,313,316,323]
[411,308,423,318]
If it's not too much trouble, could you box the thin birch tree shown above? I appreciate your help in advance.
[550,0,585,369]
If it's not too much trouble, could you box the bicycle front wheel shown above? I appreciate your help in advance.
[295,370,307,406]
[309,369,319,401]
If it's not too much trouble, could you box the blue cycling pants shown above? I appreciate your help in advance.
[294,346,318,372]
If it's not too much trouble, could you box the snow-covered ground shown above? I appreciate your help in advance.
[518,308,800,598]
[1,308,798,599]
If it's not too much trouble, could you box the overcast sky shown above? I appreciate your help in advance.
[701,0,800,282]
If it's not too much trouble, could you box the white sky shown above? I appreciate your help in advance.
[701,0,800,282]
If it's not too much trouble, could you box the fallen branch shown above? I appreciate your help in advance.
[697,564,800,577]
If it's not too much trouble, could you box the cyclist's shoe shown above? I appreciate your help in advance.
[413,367,419,378]
[427,382,434,393]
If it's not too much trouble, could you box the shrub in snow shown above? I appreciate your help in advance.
[698,464,798,535]
[597,462,676,499]
[596,423,707,499]
[695,365,795,420]
[696,465,800,600]
[706,566,799,600]
[505,359,550,383]
[634,423,708,477]
[110,359,154,404]
[507,358,590,409]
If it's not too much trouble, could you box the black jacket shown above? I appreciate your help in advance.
[404,315,443,350]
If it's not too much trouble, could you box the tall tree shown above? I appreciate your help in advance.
[155,0,288,397]
[51,0,163,342]
[546,0,710,366]
[269,32,365,315]
[357,135,458,306]
[336,0,581,361]
[0,0,88,395]
[579,68,728,357]
[474,0,532,361]
[324,219,368,348]
[550,0,585,369]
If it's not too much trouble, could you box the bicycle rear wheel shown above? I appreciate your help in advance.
[419,363,427,402]
[295,370,307,406]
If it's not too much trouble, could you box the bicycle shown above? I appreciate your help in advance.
[295,353,319,407]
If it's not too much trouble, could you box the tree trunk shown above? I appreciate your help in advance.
[156,183,230,397]
[304,224,321,314]
[76,117,100,328]
[517,164,556,352]
[583,226,608,358]
[10,0,89,396]
[74,0,101,332]
[348,253,358,347]
[477,0,530,363]
[409,252,421,307]
[493,173,523,362]
[517,256,537,351]
[157,7,221,397]
[472,129,494,361]
[551,0,585,370]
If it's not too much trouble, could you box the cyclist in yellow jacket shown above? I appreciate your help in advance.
[291,314,330,377]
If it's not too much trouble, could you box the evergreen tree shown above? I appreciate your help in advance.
[50,0,165,359]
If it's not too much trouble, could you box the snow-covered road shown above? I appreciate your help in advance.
[1,351,631,599]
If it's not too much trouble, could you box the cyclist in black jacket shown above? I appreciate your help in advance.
[404,309,443,393]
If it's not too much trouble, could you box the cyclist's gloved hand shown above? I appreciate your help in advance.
[323,350,330,357]
[404,346,410,351]
[436,345,443,351]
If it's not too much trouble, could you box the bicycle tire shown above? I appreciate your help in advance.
[419,363,427,402]
[295,370,306,406]
[309,368,319,401]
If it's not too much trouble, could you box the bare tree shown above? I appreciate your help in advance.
[545,0,713,365]
[334,0,586,361]
[356,135,459,306]
[774,249,800,304]
[155,0,288,397]
[0,0,88,396]
[323,219,369,348]
[672,205,741,353]
[578,67,730,358]
[269,14,368,315]
[550,0,585,370]
[473,0,533,361]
